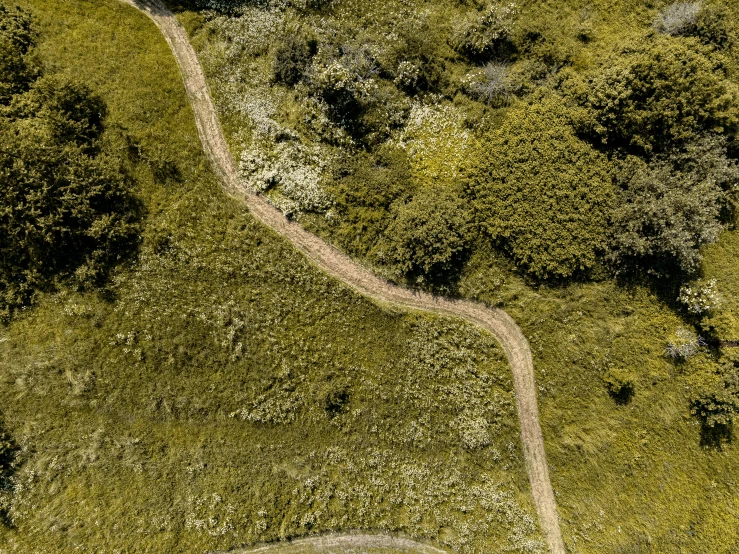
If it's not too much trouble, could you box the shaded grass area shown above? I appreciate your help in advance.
[177,0,739,551]
[0,1,541,553]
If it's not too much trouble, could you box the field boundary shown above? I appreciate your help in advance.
[116,1,566,552]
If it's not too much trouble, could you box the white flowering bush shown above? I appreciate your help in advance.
[654,1,703,36]
[665,327,704,360]
[678,278,720,315]
[240,140,333,216]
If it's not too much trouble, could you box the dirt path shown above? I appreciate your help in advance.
[212,532,450,553]
[117,1,566,552]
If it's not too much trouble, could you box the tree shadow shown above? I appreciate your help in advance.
[700,421,733,450]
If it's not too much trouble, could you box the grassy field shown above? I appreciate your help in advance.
[0,1,542,553]
[178,0,739,551]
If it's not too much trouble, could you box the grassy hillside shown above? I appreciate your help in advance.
[177,0,739,551]
[0,1,541,552]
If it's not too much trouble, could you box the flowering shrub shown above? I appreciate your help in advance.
[665,327,704,360]
[678,278,721,315]
[394,102,470,187]
[654,1,703,36]
[450,2,518,60]
[239,140,333,217]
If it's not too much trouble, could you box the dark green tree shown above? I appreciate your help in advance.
[374,186,472,283]
[0,77,141,319]
[608,136,739,275]
[564,35,739,156]
[0,5,38,104]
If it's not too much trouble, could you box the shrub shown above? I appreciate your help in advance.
[678,278,721,315]
[464,96,614,280]
[689,356,739,447]
[604,368,635,404]
[273,32,317,86]
[0,416,18,525]
[0,5,38,104]
[608,136,738,275]
[8,74,107,147]
[387,18,447,94]
[374,186,472,283]
[653,1,703,36]
[327,145,414,257]
[665,327,703,359]
[0,78,141,318]
[450,2,518,61]
[462,63,517,107]
[565,36,739,155]
[654,1,734,48]
[695,3,734,48]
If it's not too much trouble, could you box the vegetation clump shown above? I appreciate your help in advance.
[374,186,472,284]
[567,36,739,156]
[465,96,614,280]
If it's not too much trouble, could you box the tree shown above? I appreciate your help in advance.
[565,35,739,156]
[0,77,141,319]
[374,186,472,283]
[0,5,38,104]
[273,32,317,87]
[7,74,107,147]
[464,96,615,280]
[608,136,739,275]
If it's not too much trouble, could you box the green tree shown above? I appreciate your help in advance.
[0,4,38,104]
[564,35,739,156]
[465,96,615,280]
[608,136,739,275]
[0,78,141,319]
[374,186,472,283]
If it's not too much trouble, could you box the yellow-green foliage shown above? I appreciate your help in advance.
[465,96,614,279]
[397,103,471,188]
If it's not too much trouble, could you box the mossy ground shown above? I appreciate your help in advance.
[0,1,541,553]
[178,0,739,552]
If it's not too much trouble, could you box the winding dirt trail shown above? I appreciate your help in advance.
[117,1,566,552]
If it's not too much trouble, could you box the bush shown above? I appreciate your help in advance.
[653,1,703,36]
[604,368,635,404]
[8,74,107,147]
[0,416,18,526]
[464,96,614,280]
[462,63,517,107]
[678,278,721,315]
[689,356,739,447]
[665,327,703,359]
[328,145,414,257]
[0,5,38,104]
[374,186,472,283]
[387,18,447,94]
[654,1,734,48]
[565,36,739,155]
[608,136,738,275]
[0,77,141,319]
[450,2,518,61]
[273,32,317,86]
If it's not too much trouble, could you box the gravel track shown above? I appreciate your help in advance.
[116,1,566,552]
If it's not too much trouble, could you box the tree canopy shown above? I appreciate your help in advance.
[465,96,615,280]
